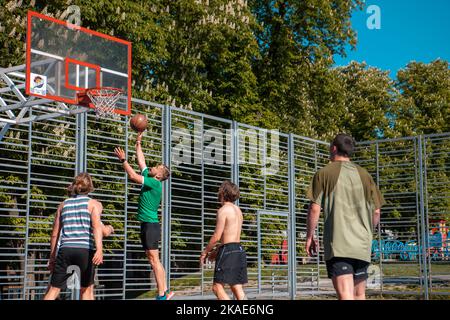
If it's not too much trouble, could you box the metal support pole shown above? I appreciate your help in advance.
[414,138,424,294]
[288,134,297,300]
[313,142,320,292]
[375,143,384,294]
[75,112,87,174]
[162,106,172,288]
[262,129,266,210]
[23,108,32,299]
[122,115,129,299]
[257,212,261,294]
[231,121,239,186]
[0,123,11,142]
[200,117,205,296]
[418,136,429,300]
[422,136,432,298]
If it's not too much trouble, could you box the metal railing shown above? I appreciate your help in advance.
[0,65,449,300]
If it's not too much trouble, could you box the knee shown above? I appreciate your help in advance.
[146,252,160,266]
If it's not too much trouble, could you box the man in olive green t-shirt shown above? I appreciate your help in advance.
[306,133,385,300]
[114,132,174,300]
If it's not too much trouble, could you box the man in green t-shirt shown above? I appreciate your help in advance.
[306,133,385,300]
[114,132,173,300]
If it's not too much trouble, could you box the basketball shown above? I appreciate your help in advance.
[130,114,148,132]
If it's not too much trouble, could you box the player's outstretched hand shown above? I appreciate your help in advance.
[114,147,126,161]
[137,132,144,143]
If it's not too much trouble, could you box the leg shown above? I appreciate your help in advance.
[212,282,230,300]
[354,278,367,300]
[332,274,355,300]
[43,286,61,300]
[230,284,246,300]
[80,285,95,300]
[146,249,167,296]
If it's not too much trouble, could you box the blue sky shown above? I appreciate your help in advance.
[334,0,450,79]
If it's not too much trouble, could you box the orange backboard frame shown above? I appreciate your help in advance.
[26,10,132,116]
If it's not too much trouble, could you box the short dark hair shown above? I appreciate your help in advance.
[332,134,356,158]
[218,180,240,203]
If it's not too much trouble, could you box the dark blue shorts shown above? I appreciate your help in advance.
[214,243,248,285]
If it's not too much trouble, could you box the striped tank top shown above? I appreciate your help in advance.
[59,195,94,250]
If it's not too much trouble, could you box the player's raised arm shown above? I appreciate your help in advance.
[136,132,147,172]
[114,147,144,184]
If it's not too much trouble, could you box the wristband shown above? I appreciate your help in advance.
[121,158,127,163]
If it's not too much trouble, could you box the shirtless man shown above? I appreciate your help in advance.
[200,180,247,300]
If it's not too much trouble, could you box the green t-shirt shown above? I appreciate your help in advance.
[307,161,385,262]
[137,167,162,223]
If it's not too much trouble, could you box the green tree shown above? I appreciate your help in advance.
[395,59,450,136]
[249,0,364,134]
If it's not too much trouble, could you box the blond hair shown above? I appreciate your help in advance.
[159,164,171,181]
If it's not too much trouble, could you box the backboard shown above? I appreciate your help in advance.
[26,10,132,116]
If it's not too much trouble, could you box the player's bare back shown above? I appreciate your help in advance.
[220,203,243,244]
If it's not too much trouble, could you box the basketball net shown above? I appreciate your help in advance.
[85,87,123,119]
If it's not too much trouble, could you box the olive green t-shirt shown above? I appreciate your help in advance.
[307,161,385,262]
[137,167,162,223]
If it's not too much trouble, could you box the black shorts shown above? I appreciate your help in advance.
[50,247,95,288]
[326,257,370,280]
[140,222,161,250]
[214,243,248,285]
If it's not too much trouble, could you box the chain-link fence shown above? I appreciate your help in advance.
[0,68,449,300]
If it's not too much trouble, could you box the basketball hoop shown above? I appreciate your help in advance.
[77,87,124,118]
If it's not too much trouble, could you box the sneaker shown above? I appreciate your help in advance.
[155,293,167,300]
[165,290,175,300]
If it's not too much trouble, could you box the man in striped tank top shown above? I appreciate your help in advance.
[114,132,174,300]
[44,173,105,300]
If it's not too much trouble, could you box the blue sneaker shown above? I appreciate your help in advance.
[155,290,175,300]
[155,293,167,300]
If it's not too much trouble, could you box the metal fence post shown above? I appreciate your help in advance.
[231,121,239,188]
[313,142,320,293]
[75,112,87,174]
[200,116,205,296]
[288,134,297,300]
[418,135,429,299]
[375,142,384,294]
[162,105,172,288]
[257,212,261,294]
[122,115,129,299]
[23,109,32,299]
[414,138,424,295]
